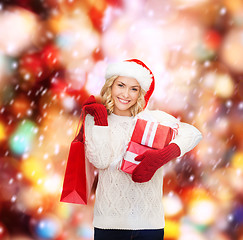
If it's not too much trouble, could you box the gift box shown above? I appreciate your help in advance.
[120,141,152,174]
[121,118,178,174]
[131,118,174,149]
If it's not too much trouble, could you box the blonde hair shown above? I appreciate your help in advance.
[100,76,146,117]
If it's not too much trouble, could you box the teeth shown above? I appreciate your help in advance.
[118,98,129,103]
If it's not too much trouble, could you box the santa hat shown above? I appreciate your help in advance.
[105,59,155,107]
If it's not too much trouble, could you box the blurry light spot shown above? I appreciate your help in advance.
[23,153,29,159]
[39,221,45,229]
[220,7,227,15]
[33,127,38,134]
[148,10,154,17]
[189,199,217,225]
[62,96,76,112]
[7,44,15,54]
[54,144,60,155]
[204,61,211,67]
[90,194,95,200]
[37,206,43,214]
[236,169,242,176]
[43,174,62,194]
[188,111,194,118]
[72,51,79,58]
[51,9,59,16]
[77,224,93,238]
[16,172,23,180]
[9,178,14,184]
[46,163,52,170]
[207,147,213,154]
[14,135,19,141]
[37,179,43,185]
[27,109,32,116]
[42,103,47,109]
[11,61,18,69]
[225,100,233,108]
[215,75,234,98]
[239,102,243,109]
[67,128,73,136]
[189,175,195,182]
[11,195,17,202]
[24,73,31,80]
[36,71,42,78]
[163,193,183,217]
[227,214,234,222]
[46,31,54,39]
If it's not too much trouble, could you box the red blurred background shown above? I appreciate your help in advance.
[0,0,243,239]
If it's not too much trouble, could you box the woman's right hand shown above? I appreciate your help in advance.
[82,95,108,126]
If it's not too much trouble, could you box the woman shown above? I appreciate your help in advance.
[82,59,202,240]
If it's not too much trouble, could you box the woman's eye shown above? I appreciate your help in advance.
[118,84,124,87]
[132,88,138,91]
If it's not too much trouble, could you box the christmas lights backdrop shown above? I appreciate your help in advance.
[0,0,243,239]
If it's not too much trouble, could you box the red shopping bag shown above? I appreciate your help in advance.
[60,114,96,205]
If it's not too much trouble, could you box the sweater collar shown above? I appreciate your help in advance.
[110,113,134,122]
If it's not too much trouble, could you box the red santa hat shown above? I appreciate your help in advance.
[105,59,155,107]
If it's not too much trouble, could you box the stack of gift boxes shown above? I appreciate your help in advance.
[121,118,179,174]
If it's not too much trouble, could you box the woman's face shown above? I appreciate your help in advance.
[111,76,140,116]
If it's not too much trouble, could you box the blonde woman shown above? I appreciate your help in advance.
[82,59,202,240]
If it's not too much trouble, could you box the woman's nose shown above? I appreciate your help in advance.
[122,88,129,98]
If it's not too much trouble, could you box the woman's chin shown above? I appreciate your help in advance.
[113,106,132,116]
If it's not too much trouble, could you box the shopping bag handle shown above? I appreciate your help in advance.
[73,109,86,143]
[75,110,84,137]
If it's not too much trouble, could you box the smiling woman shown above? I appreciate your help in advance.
[111,76,140,116]
[100,74,146,117]
[61,59,202,240]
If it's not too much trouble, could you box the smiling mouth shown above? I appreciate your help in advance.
[117,97,130,104]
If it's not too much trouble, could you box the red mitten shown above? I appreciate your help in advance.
[82,95,108,126]
[132,143,181,183]
[83,95,96,106]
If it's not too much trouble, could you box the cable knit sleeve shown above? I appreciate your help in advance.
[145,110,202,157]
[170,122,202,157]
[84,114,113,169]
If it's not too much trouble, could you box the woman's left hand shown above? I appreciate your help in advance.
[132,143,181,183]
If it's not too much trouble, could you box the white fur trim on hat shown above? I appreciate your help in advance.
[105,61,152,92]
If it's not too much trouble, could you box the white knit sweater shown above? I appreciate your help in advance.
[84,110,202,230]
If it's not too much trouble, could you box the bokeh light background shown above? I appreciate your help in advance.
[0,0,243,239]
